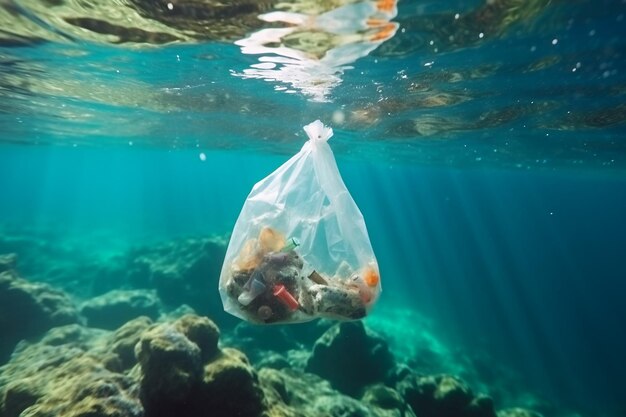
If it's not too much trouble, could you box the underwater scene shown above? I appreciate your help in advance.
[1,0,626,416]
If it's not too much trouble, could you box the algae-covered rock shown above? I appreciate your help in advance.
[126,237,233,327]
[0,266,80,363]
[24,357,142,417]
[498,408,543,417]
[37,323,106,351]
[260,367,374,417]
[362,384,417,417]
[174,314,220,362]
[1,313,230,417]
[306,321,394,396]
[225,319,333,365]
[0,253,16,273]
[135,314,258,417]
[135,322,204,406]
[256,351,291,370]
[466,395,498,417]
[81,289,161,330]
[104,316,154,371]
[202,347,264,417]
[0,342,141,417]
[396,373,497,417]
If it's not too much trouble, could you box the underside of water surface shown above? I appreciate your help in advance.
[0,0,624,169]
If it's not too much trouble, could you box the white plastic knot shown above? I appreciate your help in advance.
[303,120,333,143]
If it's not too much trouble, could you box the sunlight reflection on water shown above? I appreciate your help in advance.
[233,0,398,102]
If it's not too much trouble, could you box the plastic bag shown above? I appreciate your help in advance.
[219,120,380,324]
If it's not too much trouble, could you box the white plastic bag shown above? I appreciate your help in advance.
[219,120,380,324]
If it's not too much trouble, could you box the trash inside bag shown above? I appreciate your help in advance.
[219,120,380,324]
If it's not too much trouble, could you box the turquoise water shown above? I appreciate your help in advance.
[1,1,626,416]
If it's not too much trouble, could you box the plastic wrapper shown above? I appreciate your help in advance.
[219,120,380,324]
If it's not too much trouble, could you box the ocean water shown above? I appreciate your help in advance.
[1,1,626,416]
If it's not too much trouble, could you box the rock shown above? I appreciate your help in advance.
[467,395,498,417]
[260,367,375,417]
[396,373,497,417]
[0,312,238,417]
[362,384,417,417]
[0,253,17,273]
[305,321,394,396]
[254,349,310,372]
[0,339,141,417]
[174,314,220,362]
[125,237,235,328]
[225,319,333,364]
[385,364,415,387]
[0,235,233,329]
[24,356,141,417]
[201,347,264,417]
[497,408,543,417]
[104,316,154,371]
[2,378,42,417]
[37,323,106,350]
[135,314,258,417]
[162,304,197,319]
[126,238,225,302]
[256,352,291,370]
[0,267,80,363]
[227,322,297,361]
[81,289,161,330]
[0,233,130,298]
[135,322,204,409]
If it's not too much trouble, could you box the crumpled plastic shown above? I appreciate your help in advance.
[219,120,380,324]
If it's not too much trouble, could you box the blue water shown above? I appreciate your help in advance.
[2,0,626,416]
[2,146,625,414]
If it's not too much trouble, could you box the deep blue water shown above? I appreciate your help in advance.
[1,146,625,413]
[2,0,626,415]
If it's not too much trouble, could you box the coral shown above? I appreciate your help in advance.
[305,321,395,396]
[81,289,161,330]
[0,262,80,363]
[396,373,497,417]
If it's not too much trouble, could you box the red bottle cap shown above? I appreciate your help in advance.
[273,284,299,311]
